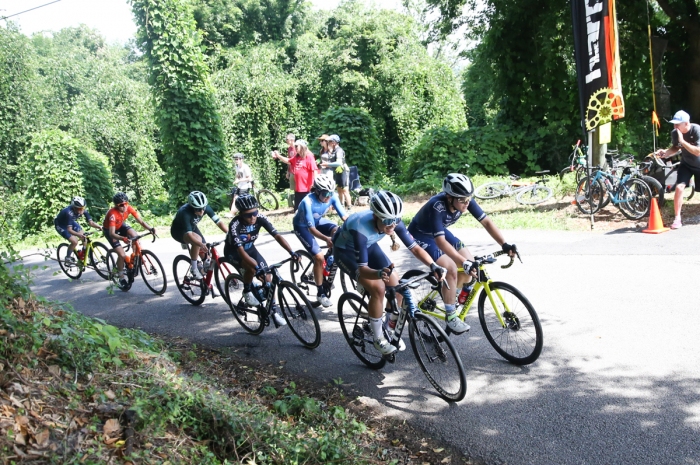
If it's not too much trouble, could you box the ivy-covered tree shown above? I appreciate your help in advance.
[131,0,229,207]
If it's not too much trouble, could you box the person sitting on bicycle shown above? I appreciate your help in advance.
[54,196,101,263]
[333,190,446,356]
[103,192,156,287]
[224,193,299,326]
[170,191,228,280]
[293,174,349,307]
[408,173,516,334]
[228,152,253,217]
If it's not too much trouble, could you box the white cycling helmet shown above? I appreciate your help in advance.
[443,173,474,198]
[188,191,208,209]
[370,190,403,220]
[313,174,336,192]
[71,196,86,209]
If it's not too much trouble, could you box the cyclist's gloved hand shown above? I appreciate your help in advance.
[429,262,447,279]
[254,265,266,281]
[205,242,213,251]
[121,236,129,243]
[462,260,478,275]
[290,251,300,262]
[149,227,156,236]
[502,243,517,255]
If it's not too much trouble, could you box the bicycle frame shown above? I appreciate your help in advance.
[119,231,155,280]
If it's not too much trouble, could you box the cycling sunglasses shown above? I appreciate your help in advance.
[242,210,259,219]
[319,190,332,199]
[381,217,400,226]
[455,197,471,204]
[116,202,128,207]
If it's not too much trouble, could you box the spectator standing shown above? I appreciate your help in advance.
[322,134,352,210]
[285,134,297,192]
[273,139,318,211]
[317,134,333,178]
[228,153,253,217]
[655,110,700,229]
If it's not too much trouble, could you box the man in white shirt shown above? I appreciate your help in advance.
[228,153,253,216]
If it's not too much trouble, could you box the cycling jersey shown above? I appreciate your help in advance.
[293,192,346,228]
[103,205,139,230]
[408,192,487,238]
[224,213,278,255]
[54,205,94,229]
[333,210,416,267]
[170,204,220,241]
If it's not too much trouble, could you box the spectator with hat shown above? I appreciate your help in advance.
[656,110,700,229]
[317,134,333,178]
[272,139,318,211]
[322,134,352,210]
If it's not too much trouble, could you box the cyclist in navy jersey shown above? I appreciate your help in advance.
[293,175,348,307]
[408,173,516,333]
[333,190,446,356]
[224,194,299,325]
[54,196,102,263]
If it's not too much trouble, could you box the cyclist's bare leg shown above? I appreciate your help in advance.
[360,271,399,319]
[182,232,203,261]
[455,247,476,289]
[436,254,458,305]
[66,234,81,254]
[115,229,139,273]
[313,252,325,286]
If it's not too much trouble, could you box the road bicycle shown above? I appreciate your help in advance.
[56,230,111,280]
[173,240,237,306]
[575,164,652,219]
[558,140,588,183]
[225,257,320,349]
[228,180,279,212]
[401,250,543,366]
[290,246,358,306]
[337,270,467,402]
[474,171,553,205]
[106,231,166,294]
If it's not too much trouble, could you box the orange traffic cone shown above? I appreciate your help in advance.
[642,198,669,234]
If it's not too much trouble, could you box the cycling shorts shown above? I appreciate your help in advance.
[225,245,268,270]
[334,170,349,188]
[55,221,81,240]
[172,226,204,245]
[334,243,391,282]
[293,220,338,256]
[103,224,133,249]
[411,228,465,261]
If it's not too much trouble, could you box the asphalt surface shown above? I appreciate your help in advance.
[24,223,700,465]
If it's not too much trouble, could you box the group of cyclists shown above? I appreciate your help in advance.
[53,170,517,357]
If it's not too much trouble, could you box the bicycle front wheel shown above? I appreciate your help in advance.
[338,293,386,369]
[277,281,320,349]
[89,242,111,280]
[139,250,167,295]
[57,243,83,279]
[289,249,315,296]
[575,178,603,215]
[409,312,467,402]
[474,182,508,200]
[618,178,651,220]
[225,273,264,334]
[516,184,553,205]
[257,189,279,211]
[173,255,206,305]
[478,281,543,365]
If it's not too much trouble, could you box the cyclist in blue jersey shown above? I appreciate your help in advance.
[54,196,102,264]
[333,191,446,356]
[293,175,348,307]
[170,191,229,279]
[408,173,516,334]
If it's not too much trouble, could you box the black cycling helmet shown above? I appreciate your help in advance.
[235,193,259,211]
[443,173,474,198]
[113,192,129,204]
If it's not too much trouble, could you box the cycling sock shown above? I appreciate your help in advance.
[445,304,457,320]
[316,285,324,296]
[190,259,198,269]
[243,283,252,292]
[369,317,384,340]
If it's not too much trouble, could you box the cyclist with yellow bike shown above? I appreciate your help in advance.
[54,196,102,264]
[407,173,516,334]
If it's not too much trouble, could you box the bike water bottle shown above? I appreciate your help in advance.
[203,257,211,272]
[323,256,334,277]
[77,249,85,261]
[457,283,473,305]
[124,255,131,267]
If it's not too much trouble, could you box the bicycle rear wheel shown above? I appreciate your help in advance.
[89,242,111,280]
[642,175,664,209]
[338,293,386,369]
[57,244,83,279]
[516,185,553,205]
[474,182,508,200]
[478,281,543,365]
[225,273,264,334]
[409,312,466,402]
[139,250,167,295]
[173,255,206,305]
[400,270,446,318]
[289,249,315,296]
[277,281,320,349]
[618,178,651,220]
[257,189,279,211]
[575,178,604,215]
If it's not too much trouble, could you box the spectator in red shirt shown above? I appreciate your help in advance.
[273,139,318,211]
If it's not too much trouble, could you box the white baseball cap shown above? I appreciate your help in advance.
[670,110,690,124]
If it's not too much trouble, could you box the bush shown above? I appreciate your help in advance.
[76,147,114,219]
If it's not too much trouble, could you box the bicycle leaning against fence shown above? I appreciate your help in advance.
[474,171,554,205]
[225,257,320,349]
[173,240,237,305]
[401,250,543,366]
[337,269,467,402]
[106,231,167,294]
[56,230,111,280]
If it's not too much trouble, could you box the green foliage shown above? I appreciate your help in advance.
[76,148,114,216]
[19,129,85,232]
[320,107,386,183]
[131,0,229,208]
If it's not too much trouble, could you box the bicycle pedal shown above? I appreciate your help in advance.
[384,353,396,363]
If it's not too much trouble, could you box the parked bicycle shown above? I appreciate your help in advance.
[575,163,652,219]
[640,153,695,206]
[172,240,237,305]
[558,140,588,183]
[56,230,111,280]
[474,171,553,205]
[290,246,358,306]
[337,270,467,402]
[106,231,166,294]
[401,250,543,366]
[225,257,320,349]
[228,180,279,212]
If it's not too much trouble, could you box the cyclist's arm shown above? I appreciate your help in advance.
[66,224,85,238]
[108,225,128,243]
[204,205,228,233]
[216,220,228,234]
[309,226,333,248]
[330,194,347,219]
[479,217,506,247]
[236,246,259,270]
[272,233,296,256]
[83,210,100,229]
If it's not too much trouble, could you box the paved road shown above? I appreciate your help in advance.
[24,225,700,465]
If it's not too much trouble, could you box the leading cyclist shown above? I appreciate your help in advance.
[408,173,516,333]
[170,191,228,279]
[333,190,446,356]
[54,196,101,263]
